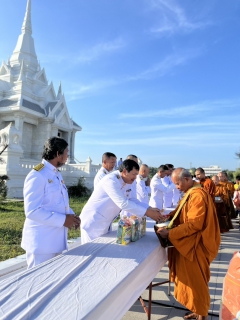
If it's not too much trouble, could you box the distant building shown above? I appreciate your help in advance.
[0,0,100,197]
[202,165,222,177]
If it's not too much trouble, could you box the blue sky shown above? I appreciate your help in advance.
[1,0,240,170]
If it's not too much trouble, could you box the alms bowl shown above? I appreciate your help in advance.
[155,221,170,228]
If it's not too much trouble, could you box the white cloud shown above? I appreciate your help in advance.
[39,37,126,66]
[79,131,240,147]
[119,99,240,119]
[65,48,202,100]
[76,38,126,63]
[65,79,119,100]
[149,0,213,36]
[126,48,202,81]
[121,121,239,133]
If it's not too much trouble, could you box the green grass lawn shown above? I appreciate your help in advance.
[0,197,89,262]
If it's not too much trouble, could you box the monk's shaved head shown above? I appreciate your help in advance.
[172,168,192,180]
[195,167,206,182]
[171,168,193,192]
[139,164,149,178]
[218,171,228,182]
[211,175,219,185]
[140,164,148,171]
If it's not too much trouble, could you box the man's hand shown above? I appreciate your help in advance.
[145,177,151,186]
[64,214,81,229]
[157,227,169,238]
[145,207,163,222]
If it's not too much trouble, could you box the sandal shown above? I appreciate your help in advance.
[184,312,198,319]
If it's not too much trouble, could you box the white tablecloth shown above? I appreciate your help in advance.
[0,219,167,320]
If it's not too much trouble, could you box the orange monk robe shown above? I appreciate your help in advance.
[226,181,235,198]
[219,182,236,219]
[215,184,228,203]
[200,178,216,201]
[220,181,235,197]
[214,185,233,231]
[168,183,220,316]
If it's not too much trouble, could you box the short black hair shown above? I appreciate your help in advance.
[158,165,168,171]
[165,164,174,169]
[196,167,205,173]
[127,154,138,159]
[42,137,68,160]
[119,159,139,172]
[102,152,116,162]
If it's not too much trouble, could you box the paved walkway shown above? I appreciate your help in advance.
[122,218,240,320]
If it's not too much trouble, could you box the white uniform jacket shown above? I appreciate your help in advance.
[21,159,74,254]
[120,180,149,218]
[93,166,109,188]
[136,175,150,205]
[149,173,175,209]
[172,187,181,206]
[80,171,147,244]
[161,175,174,208]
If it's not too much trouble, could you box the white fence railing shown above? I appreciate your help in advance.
[19,159,101,176]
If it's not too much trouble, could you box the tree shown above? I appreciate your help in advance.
[235,151,240,159]
[223,169,234,182]
[233,169,240,180]
[189,167,196,176]
[149,167,158,178]
[67,177,90,197]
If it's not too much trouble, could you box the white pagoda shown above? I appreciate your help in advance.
[0,0,100,197]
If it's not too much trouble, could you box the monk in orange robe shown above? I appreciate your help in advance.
[211,175,233,231]
[158,168,220,320]
[195,167,216,201]
[218,171,236,219]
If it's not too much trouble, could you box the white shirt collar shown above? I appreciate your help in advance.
[42,159,58,172]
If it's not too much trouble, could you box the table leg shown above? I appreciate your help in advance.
[148,282,152,320]
[139,295,149,316]
[139,279,170,319]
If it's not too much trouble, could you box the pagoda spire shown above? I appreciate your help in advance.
[57,82,62,99]
[21,0,32,35]
[9,0,38,70]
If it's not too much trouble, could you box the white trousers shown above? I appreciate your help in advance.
[26,252,61,269]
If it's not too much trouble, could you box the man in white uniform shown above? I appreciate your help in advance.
[162,163,180,208]
[21,137,80,269]
[80,160,163,244]
[162,165,173,208]
[149,165,175,209]
[136,164,151,205]
[121,154,149,217]
[94,152,116,188]
[165,163,181,207]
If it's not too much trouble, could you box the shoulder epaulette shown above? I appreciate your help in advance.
[33,163,44,171]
